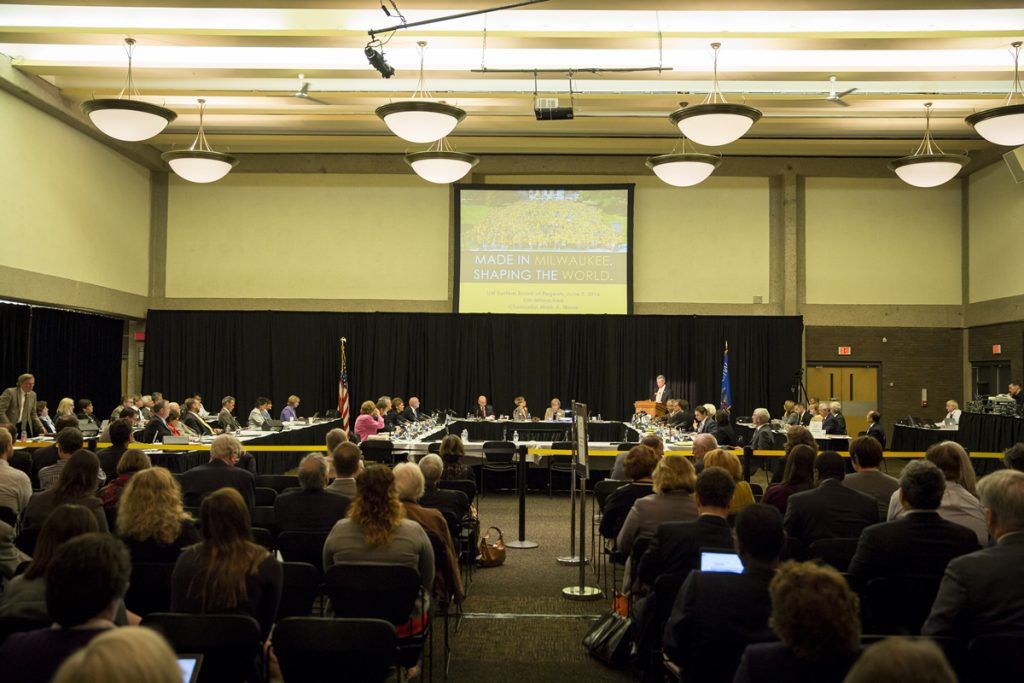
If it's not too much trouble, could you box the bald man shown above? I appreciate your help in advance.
[474,395,495,420]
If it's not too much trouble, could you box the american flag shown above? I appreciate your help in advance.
[338,337,350,432]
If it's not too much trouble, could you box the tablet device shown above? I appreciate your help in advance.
[700,549,744,574]
[178,655,202,683]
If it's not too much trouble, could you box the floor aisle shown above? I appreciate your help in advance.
[442,492,632,683]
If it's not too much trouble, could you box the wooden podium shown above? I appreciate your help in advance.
[634,400,667,419]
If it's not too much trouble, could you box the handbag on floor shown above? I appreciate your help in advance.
[477,526,506,567]
[583,610,634,669]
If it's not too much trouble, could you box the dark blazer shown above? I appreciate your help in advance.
[847,511,979,589]
[664,566,777,683]
[924,532,1024,640]
[783,478,878,547]
[0,627,107,683]
[866,422,886,449]
[715,425,738,447]
[472,404,495,419]
[96,444,128,480]
[666,410,694,430]
[823,413,847,435]
[141,418,173,443]
[419,483,469,520]
[401,406,423,422]
[637,515,735,590]
[274,489,350,533]
[29,444,58,488]
[76,412,102,429]
[652,386,672,403]
[183,412,213,435]
[697,418,718,435]
[749,425,775,451]
[384,409,403,430]
[217,408,241,431]
[733,642,859,683]
[177,459,256,511]
[799,411,812,427]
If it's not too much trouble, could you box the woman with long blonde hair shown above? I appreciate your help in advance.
[117,467,200,563]
[55,397,75,418]
[170,488,282,639]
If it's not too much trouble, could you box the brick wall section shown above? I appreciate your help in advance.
[805,326,964,445]
[968,323,1024,387]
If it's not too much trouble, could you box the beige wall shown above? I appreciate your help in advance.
[804,177,961,306]
[165,173,450,301]
[0,89,151,297]
[968,161,1024,304]
[485,175,771,305]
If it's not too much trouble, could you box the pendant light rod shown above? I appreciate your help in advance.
[1004,41,1023,105]
[119,38,140,99]
[369,0,549,37]
[706,42,726,105]
[913,102,942,156]
[189,99,214,152]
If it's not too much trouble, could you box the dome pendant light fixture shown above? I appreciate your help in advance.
[406,137,478,184]
[668,43,762,147]
[646,134,721,187]
[161,99,238,183]
[376,41,466,144]
[81,38,177,142]
[965,41,1024,146]
[890,103,968,188]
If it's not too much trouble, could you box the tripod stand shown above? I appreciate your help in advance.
[791,368,809,405]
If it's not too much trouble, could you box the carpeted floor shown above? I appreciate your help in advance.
[441,492,632,683]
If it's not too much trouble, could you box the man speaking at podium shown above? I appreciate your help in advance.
[652,375,671,404]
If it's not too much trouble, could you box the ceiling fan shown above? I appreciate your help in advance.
[822,75,857,107]
[291,74,329,105]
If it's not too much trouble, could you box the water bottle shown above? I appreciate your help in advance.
[461,429,469,442]
[513,430,519,442]
[19,430,27,443]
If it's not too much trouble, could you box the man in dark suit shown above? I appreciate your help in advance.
[182,398,216,435]
[177,434,256,511]
[694,405,717,435]
[749,408,775,450]
[664,504,783,683]
[96,418,133,480]
[75,399,102,430]
[924,469,1024,640]
[637,466,736,590]
[418,454,469,520]
[783,451,878,547]
[29,414,79,487]
[402,396,425,422]
[848,459,979,590]
[140,400,173,443]
[652,374,671,404]
[275,454,350,532]
[795,402,812,427]
[217,396,242,432]
[0,374,45,437]
[473,395,495,419]
[865,410,886,448]
[822,402,848,435]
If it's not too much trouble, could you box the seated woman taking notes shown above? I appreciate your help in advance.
[354,401,385,442]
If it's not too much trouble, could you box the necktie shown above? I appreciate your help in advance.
[198,415,214,434]
[17,392,25,426]
[170,424,180,436]
[481,407,486,418]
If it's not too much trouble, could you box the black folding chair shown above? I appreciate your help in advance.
[142,613,262,683]
[251,527,275,552]
[967,634,1024,683]
[438,479,477,509]
[251,506,277,538]
[323,563,432,676]
[480,441,517,499]
[272,617,400,683]
[277,531,330,578]
[361,439,396,466]
[592,478,626,587]
[808,537,860,572]
[548,441,575,495]
[277,562,321,620]
[254,474,299,493]
[861,576,944,635]
[125,562,175,616]
[254,487,277,506]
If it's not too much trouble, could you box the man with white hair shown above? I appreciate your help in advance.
[691,433,719,474]
[177,434,256,510]
[749,408,775,452]
[418,453,469,520]
[275,453,349,533]
[924,469,1024,640]
[652,375,671,404]
[823,401,847,435]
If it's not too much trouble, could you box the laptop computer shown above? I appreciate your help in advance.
[700,548,744,574]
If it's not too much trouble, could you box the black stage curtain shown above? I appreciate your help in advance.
[144,311,803,423]
[28,307,124,415]
[0,302,31,386]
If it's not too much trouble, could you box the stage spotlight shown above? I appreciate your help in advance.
[365,46,396,79]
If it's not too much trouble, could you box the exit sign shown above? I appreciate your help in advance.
[838,346,852,356]
[993,344,1002,354]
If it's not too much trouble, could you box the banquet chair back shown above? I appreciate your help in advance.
[272,617,400,683]
[861,575,943,635]
[254,474,299,493]
[808,537,859,572]
[125,562,175,616]
[277,531,330,578]
[277,562,321,620]
[323,564,421,626]
[142,613,262,683]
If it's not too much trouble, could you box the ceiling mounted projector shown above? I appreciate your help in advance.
[535,97,574,121]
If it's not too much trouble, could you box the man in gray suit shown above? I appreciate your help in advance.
[217,395,242,432]
[924,469,1024,641]
[0,374,44,437]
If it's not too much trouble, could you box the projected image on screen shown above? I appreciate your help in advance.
[456,185,633,314]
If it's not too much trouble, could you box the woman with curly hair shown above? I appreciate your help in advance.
[98,448,151,510]
[734,561,861,682]
[117,467,201,563]
[170,488,282,639]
